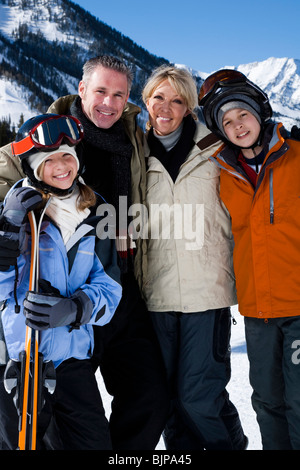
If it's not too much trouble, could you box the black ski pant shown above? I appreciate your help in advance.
[0,358,111,450]
[150,308,246,450]
[245,316,300,450]
[92,272,169,450]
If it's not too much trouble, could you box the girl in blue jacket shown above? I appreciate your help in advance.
[0,114,122,450]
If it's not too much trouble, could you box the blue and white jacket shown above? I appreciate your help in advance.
[0,188,122,368]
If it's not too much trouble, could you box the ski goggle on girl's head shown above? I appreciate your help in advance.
[198,69,248,105]
[11,115,84,157]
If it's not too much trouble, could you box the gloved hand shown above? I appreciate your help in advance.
[23,288,93,330]
[291,125,300,140]
[0,187,42,230]
[38,279,61,295]
[0,231,20,271]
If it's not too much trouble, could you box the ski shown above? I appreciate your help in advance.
[18,210,39,450]
[4,200,56,450]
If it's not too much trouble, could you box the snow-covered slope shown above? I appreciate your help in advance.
[0,79,33,124]
[97,306,263,450]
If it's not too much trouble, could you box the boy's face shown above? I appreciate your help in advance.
[41,152,78,190]
[222,108,261,155]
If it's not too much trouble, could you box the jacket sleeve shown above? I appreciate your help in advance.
[80,237,122,327]
[0,254,26,301]
[0,144,25,202]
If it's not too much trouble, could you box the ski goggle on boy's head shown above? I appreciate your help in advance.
[198,69,248,105]
[11,115,84,158]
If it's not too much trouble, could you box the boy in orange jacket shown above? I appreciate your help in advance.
[199,69,300,450]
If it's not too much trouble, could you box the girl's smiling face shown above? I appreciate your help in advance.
[40,151,78,190]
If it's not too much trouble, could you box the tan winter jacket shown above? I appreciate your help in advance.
[0,96,148,290]
[0,143,24,201]
[142,121,237,313]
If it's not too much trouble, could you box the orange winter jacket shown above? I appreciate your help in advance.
[211,123,300,319]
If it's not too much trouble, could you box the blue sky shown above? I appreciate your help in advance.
[72,0,299,74]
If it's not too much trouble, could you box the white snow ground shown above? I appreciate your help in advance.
[96,305,262,451]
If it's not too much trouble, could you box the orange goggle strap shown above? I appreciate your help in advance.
[10,134,78,157]
[11,136,35,157]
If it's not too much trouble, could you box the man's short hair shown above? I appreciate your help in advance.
[82,55,134,91]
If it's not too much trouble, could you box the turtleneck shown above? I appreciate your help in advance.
[244,149,265,173]
[147,115,196,182]
[153,123,183,152]
[237,149,266,187]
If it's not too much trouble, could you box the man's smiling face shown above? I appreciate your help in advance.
[78,65,129,129]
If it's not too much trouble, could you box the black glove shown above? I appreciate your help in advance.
[0,231,20,271]
[23,289,93,330]
[0,187,42,230]
[291,125,300,141]
[0,187,42,271]
[38,279,61,296]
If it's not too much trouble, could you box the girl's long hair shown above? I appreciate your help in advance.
[39,179,96,211]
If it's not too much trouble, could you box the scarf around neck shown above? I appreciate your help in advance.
[23,178,90,244]
[71,96,132,164]
[147,114,196,182]
[45,186,90,244]
[70,96,135,273]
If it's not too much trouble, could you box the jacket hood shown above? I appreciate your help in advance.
[213,122,288,169]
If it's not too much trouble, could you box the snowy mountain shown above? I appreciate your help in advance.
[236,58,300,130]
[0,0,167,130]
[0,0,299,134]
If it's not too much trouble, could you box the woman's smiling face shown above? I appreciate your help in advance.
[146,79,189,136]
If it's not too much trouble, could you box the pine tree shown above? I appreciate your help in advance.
[0,116,16,147]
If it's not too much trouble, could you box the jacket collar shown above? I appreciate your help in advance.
[146,121,222,176]
[217,122,287,166]
[211,122,290,193]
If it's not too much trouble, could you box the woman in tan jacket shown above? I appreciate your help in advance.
[141,65,247,450]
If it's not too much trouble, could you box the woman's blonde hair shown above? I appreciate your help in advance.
[142,65,199,124]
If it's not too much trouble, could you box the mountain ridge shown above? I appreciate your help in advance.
[0,0,299,133]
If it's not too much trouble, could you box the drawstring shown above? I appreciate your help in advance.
[14,264,20,313]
